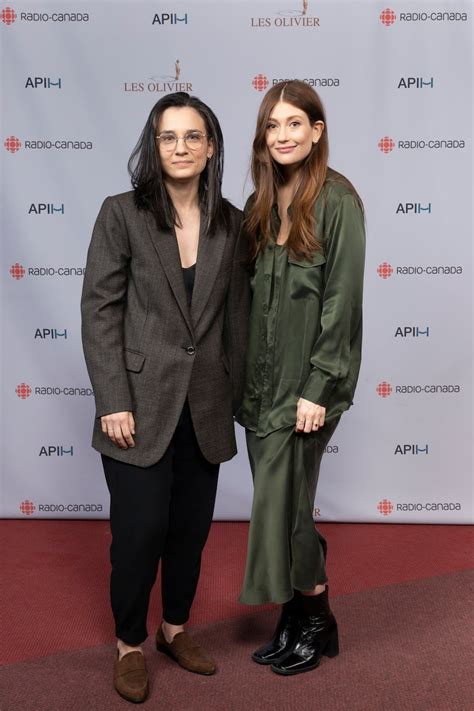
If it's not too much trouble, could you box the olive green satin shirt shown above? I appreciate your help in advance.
[236,170,365,437]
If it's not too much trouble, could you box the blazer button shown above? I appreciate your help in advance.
[185,345,196,355]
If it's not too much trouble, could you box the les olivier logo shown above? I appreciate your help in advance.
[378,135,465,152]
[379,7,468,25]
[252,73,339,93]
[376,261,462,278]
[376,380,460,397]
[9,262,84,278]
[251,1,320,28]
[1,6,89,24]
[4,135,92,152]
[124,59,193,93]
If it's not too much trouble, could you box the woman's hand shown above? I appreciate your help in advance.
[101,411,136,449]
[295,398,326,433]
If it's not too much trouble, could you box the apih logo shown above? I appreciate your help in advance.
[396,202,432,215]
[152,12,188,25]
[377,499,393,516]
[124,59,193,93]
[10,263,26,279]
[380,8,396,26]
[250,1,320,28]
[378,136,395,154]
[25,76,62,89]
[377,262,393,279]
[4,135,21,153]
[28,203,64,215]
[16,382,32,399]
[398,77,434,89]
[376,381,392,398]
[1,6,16,24]
[20,500,36,516]
[394,444,429,455]
[252,74,269,92]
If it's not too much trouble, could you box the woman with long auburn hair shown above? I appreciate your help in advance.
[236,80,365,676]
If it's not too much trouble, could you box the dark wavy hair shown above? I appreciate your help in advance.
[128,92,230,234]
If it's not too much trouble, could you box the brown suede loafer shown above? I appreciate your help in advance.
[114,651,149,704]
[156,627,216,675]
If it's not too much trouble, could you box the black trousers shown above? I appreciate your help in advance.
[102,402,219,646]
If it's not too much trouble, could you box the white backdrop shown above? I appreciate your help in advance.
[1,0,472,522]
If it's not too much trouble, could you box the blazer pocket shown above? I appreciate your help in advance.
[124,348,146,373]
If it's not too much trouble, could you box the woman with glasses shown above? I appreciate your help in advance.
[81,92,249,703]
[237,80,365,675]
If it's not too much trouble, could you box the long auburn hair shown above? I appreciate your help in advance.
[128,92,230,234]
[245,80,354,261]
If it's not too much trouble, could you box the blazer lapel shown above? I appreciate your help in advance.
[191,219,227,329]
[144,212,193,336]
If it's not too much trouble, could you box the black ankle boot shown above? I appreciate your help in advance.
[251,594,301,665]
[270,586,339,675]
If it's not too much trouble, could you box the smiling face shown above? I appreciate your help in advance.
[156,106,213,182]
[265,100,324,169]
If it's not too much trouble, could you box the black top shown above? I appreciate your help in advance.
[182,263,196,305]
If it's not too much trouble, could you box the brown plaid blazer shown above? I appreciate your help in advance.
[81,191,249,467]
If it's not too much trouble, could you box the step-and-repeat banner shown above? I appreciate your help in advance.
[1,1,472,522]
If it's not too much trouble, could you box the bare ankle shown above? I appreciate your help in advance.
[162,620,185,644]
[117,639,143,660]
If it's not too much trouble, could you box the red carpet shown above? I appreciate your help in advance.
[1,570,472,711]
[0,521,472,666]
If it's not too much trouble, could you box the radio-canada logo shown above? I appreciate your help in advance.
[10,263,26,279]
[378,136,395,154]
[4,135,21,153]
[20,500,36,515]
[252,74,269,92]
[1,6,16,24]
[380,8,396,26]
[16,383,32,399]
[376,382,392,398]
[377,262,393,279]
[377,499,394,516]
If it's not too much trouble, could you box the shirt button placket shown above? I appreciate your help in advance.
[257,246,276,435]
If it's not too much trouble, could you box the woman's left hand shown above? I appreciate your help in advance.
[295,398,326,433]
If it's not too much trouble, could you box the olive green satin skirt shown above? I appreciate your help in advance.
[239,418,339,605]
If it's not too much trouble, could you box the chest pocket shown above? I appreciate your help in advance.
[287,250,326,300]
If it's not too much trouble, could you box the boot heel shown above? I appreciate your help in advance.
[322,627,339,658]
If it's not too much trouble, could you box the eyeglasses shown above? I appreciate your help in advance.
[156,131,209,151]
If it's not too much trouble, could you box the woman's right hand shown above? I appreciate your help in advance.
[101,411,135,449]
